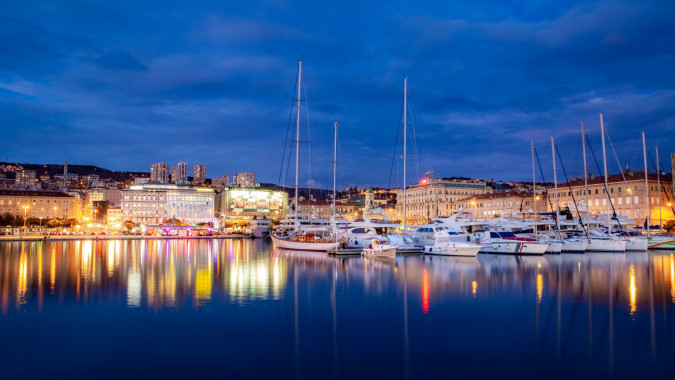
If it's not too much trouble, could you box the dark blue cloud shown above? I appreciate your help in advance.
[0,0,673,188]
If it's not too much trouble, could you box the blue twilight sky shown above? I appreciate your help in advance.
[1,1,674,188]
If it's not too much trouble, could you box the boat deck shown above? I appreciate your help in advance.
[328,247,423,255]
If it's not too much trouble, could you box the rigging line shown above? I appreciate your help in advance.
[408,101,420,181]
[647,151,675,213]
[279,69,301,186]
[605,127,641,220]
[534,147,555,215]
[388,100,405,188]
[553,142,588,235]
[303,83,312,213]
[585,134,623,231]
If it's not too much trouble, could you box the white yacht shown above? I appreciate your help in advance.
[423,241,482,257]
[473,231,549,255]
[362,240,397,257]
[246,217,272,238]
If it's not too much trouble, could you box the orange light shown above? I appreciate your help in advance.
[422,268,430,314]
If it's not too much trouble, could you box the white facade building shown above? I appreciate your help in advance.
[121,183,215,225]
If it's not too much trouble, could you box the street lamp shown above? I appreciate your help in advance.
[22,205,30,229]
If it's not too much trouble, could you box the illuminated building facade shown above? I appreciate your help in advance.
[15,170,36,188]
[296,200,356,220]
[0,190,78,219]
[456,191,549,220]
[396,177,488,225]
[556,170,674,224]
[216,187,287,220]
[233,171,255,187]
[171,162,189,184]
[150,162,170,183]
[212,174,230,189]
[193,165,206,185]
[121,183,215,225]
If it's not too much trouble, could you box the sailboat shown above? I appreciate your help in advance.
[271,61,339,252]
[643,133,675,250]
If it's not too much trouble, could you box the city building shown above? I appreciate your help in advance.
[456,191,549,220]
[107,206,122,225]
[395,176,488,225]
[233,171,255,187]
[0,190,79,220]
[171,162,189,184]
[215,187,286,221]
[212,174,230,189]
[120,183,215,225]
[193,165,206,185]
[103,189,123,207]
[15,170,36,188]
[296,200,357,220]
[556,170,674,225]
[150,162,170,183]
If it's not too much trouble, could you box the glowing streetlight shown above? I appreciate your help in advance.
[22,205,30,229]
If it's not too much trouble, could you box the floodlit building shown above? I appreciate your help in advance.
[233,171,255,187]
[456,191,549,220]
[0,190,79,220]
[296,200,356,220]
[193,165,207,185]
[172,162,189,184]
[120,183,215,225]
[556,170,674,224]
[396,176,488,225]
[215,187,286,220]
[150,162,170,183]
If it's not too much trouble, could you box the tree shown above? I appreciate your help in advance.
[62,218,79,228]
[93,201,109,222]
[0,213,15,227]
[122,220,135,231]
[47,219,61,228]
[664,220,675,233]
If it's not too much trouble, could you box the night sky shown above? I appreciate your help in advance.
[1,1,673,188]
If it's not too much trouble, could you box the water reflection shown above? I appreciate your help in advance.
[0,239,288,312]
[1,241,675,377]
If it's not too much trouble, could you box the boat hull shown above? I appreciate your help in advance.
[561,239,589,253]
[423,242,482,257]
[271,235,339,252]
[479,241,547,255]
[362,246,397,257]
[624,237,648,251]
[586,239,626,252]
[648,237,675,250]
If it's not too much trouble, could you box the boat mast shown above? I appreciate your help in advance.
[294,61,302,232]
[600,113,611,234]
[642,132,650,238]
[581,121,590,240]
[333,121,338,234]
[656,145,662,233]
[403,76,407,230]
[551,137,561,237]
[531,140,537,239]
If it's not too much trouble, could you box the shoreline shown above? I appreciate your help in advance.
[0,234,255,242]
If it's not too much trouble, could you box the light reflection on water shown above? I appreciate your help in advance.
[1,240,675,378]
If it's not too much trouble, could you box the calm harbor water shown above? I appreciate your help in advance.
[1,239,675,378]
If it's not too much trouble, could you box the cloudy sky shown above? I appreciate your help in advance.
[1,1,673,188]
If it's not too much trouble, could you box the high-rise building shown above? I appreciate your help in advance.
[15,170,36,188]
[212,174,230,189]
[233,171,255,187]
[150,162,170,183]
[171,162,189,184]
[193,165,206,185]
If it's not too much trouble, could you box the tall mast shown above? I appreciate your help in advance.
[294,61,302,231]
[333,121,338,234]
[642,132,650,238]
[531,140,537,239]
[656,145,662,233]
[403,76,407,230]
[551,137,560,237]
[581,121,590,240]
[600,113,611,233]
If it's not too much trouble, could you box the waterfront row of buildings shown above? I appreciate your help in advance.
[1,158,673,228]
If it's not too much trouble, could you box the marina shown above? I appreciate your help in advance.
[1,238,675,377]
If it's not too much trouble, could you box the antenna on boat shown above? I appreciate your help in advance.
[294,61,302,232]
[403,76,407,231]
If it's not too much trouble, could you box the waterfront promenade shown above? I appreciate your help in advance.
[0,233,250,242]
